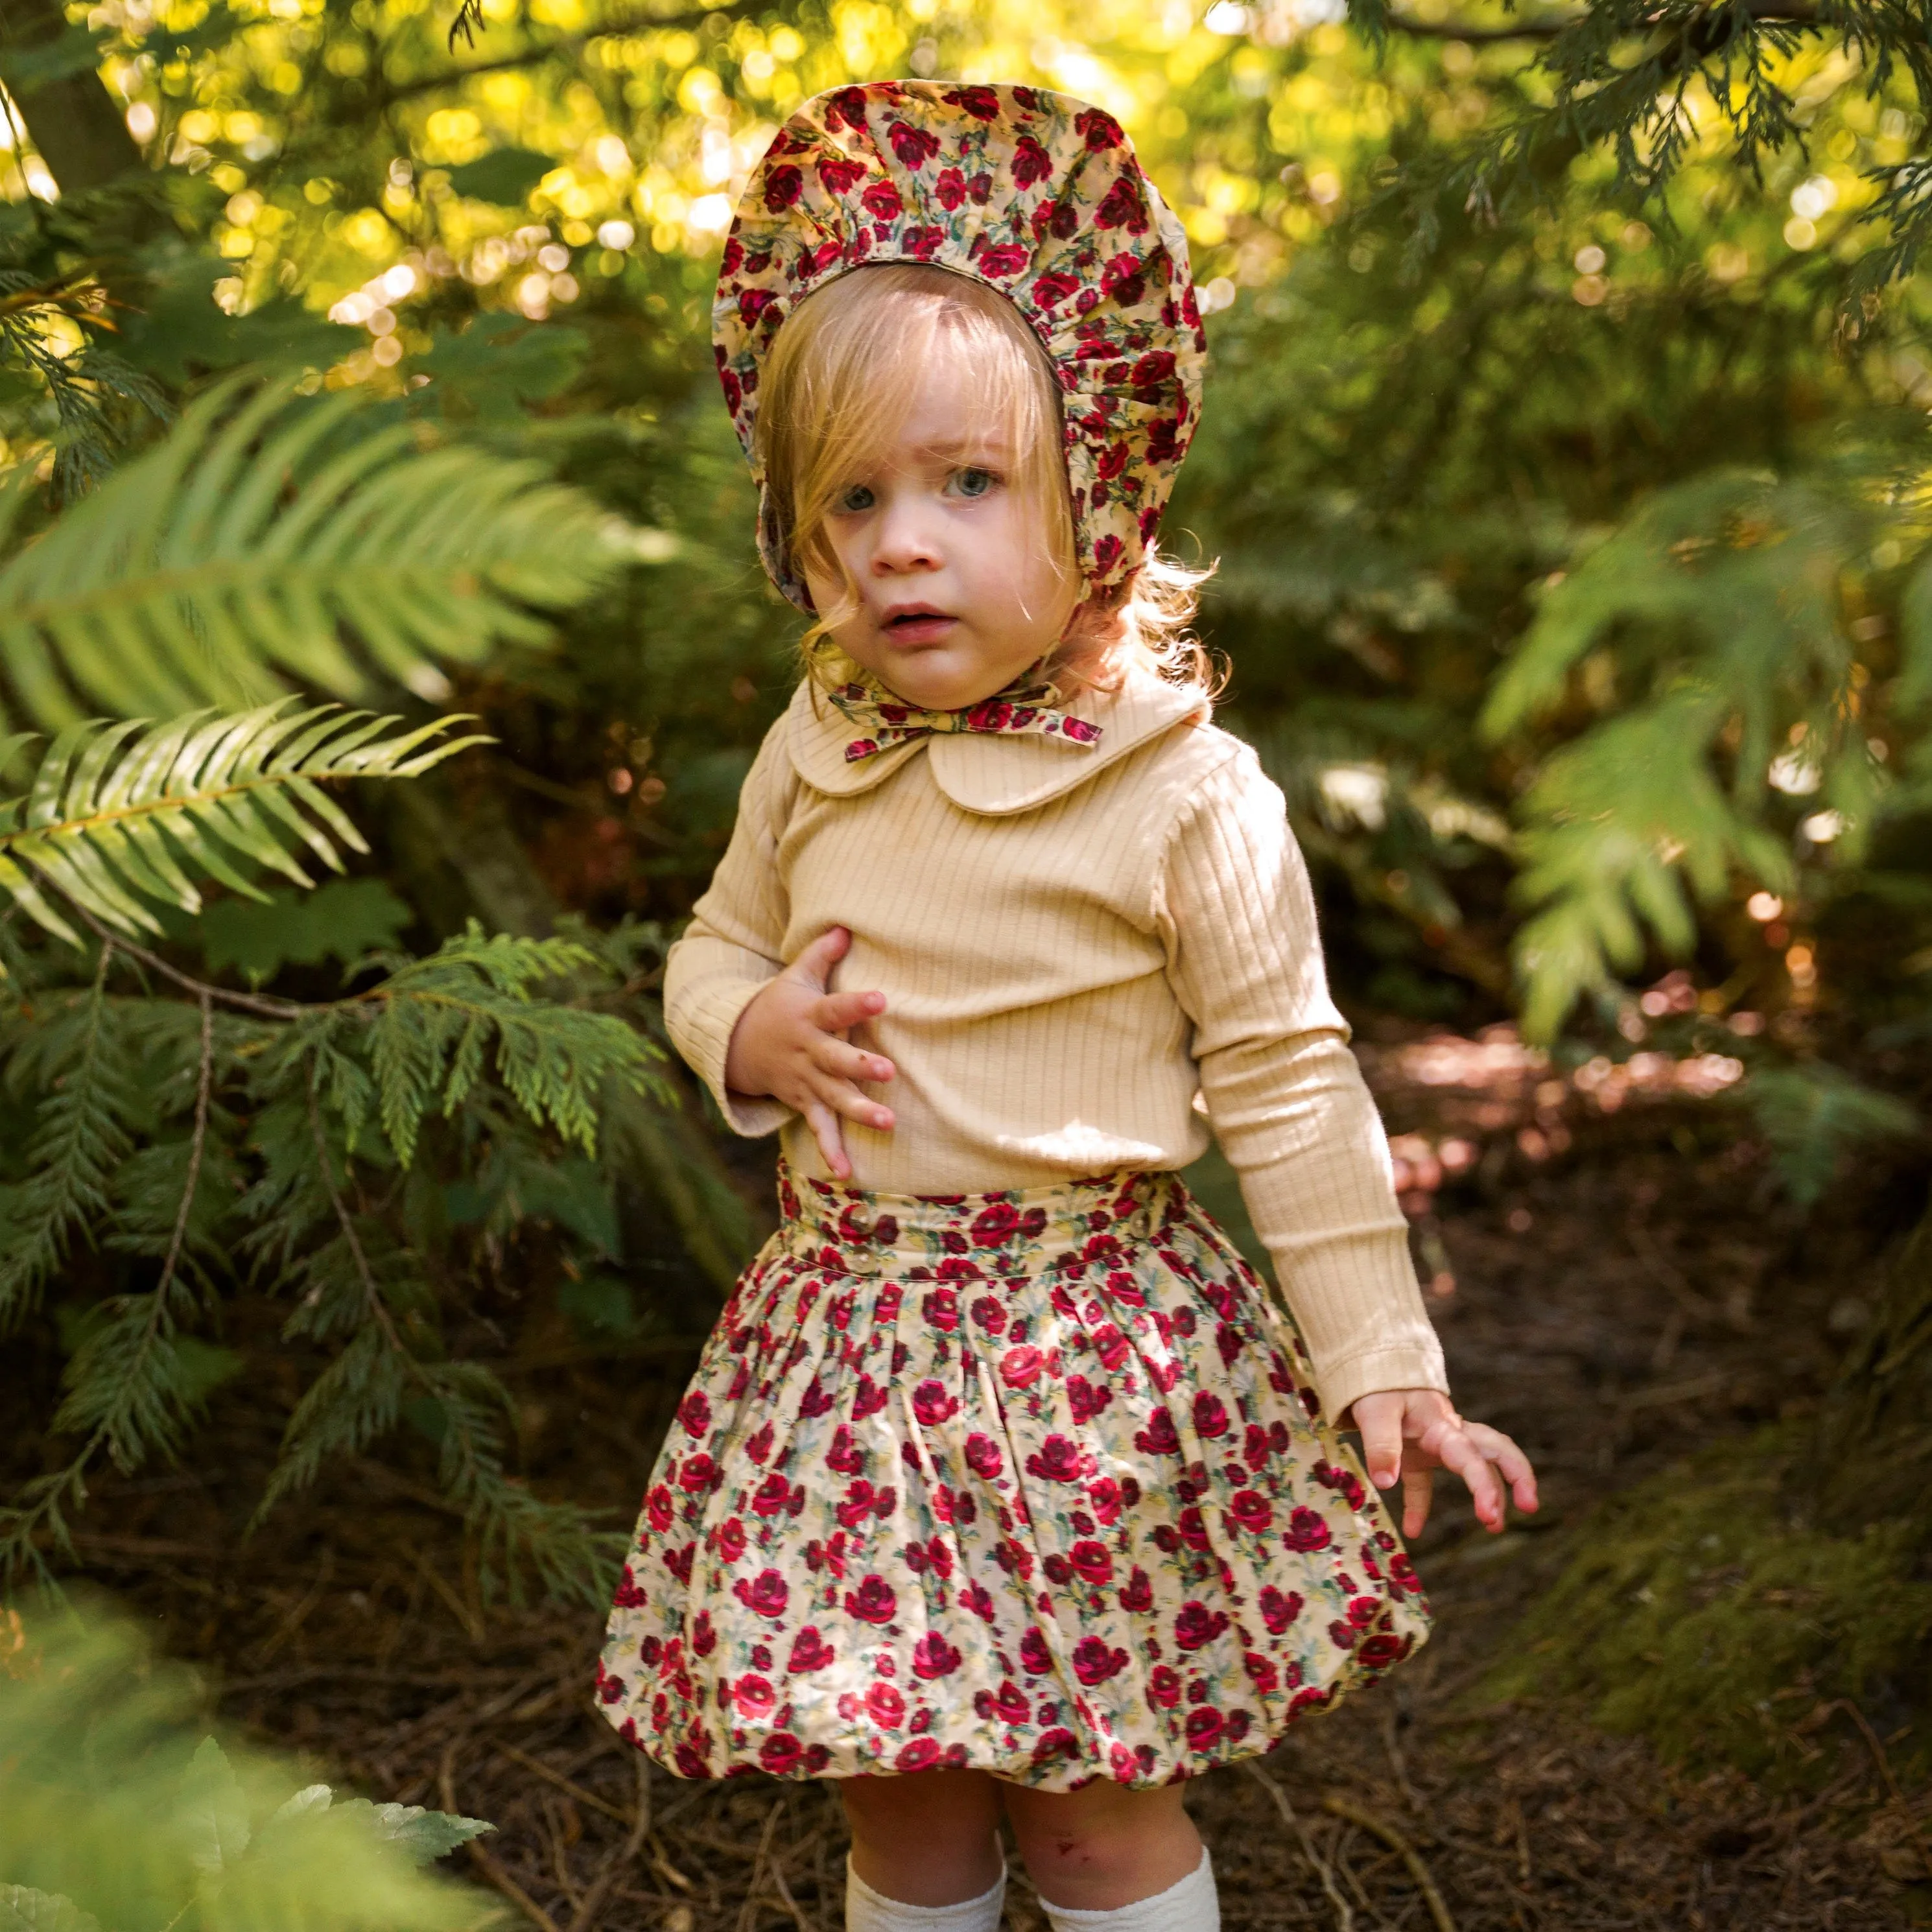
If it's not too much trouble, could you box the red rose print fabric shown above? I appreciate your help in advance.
[825,661,1101,762]
[713,81,1207,611]
[598,1166,1430,1789]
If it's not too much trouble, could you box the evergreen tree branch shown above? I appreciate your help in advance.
[1380,0,1826,35]
[0,938,136,1328]
[384,0,757,95]
[60,897,305,1019]
[307,1073,393,1345]
[0,980,220,1591]
[156,991,213,1306]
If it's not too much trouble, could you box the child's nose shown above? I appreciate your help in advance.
[868,495,942,574]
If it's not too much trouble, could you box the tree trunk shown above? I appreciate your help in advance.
[0,0,142,193]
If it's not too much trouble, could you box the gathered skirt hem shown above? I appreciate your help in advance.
[597,1165,1430,1791]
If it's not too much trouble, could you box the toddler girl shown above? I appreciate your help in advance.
[599,80,1536,1932]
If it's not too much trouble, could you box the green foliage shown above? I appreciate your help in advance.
[1490,1426,1932,1787]
[196,878,413,983]
[1744,1061,1920,1205]
[0,705,485,948]
[1478,471,1923,1039]
[445,147,558,206]
[413,315,590,425]
[1371,0,1932,295]
[0,915,666,1601]
[311,922,663,1166]
[0,377,639,731]
[0,1606,492,1932]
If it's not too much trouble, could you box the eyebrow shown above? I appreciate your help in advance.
[906,436,1013,462]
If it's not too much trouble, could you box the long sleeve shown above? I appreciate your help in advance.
[663,722,800,1138]
[1155,748,1447,1423]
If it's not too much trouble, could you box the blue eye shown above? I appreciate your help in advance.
[838,484,876,513]
[954,467,996,499]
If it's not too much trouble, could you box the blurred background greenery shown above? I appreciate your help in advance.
[0,0,1929,1820]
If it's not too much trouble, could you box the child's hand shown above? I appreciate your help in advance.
[725,926,895,1181]
[1349,1388,1538,1539]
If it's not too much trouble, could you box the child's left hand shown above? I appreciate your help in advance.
[1349,1389,1538,1538]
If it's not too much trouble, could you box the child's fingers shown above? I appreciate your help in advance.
[814,988,887,1033]
[811,1020,892,1081]
[812,1033,895,1089]
[1466,1422,1540,1515]
[811,1069,894,1133]
[1400,1461,1434,1539]
[799,1095,851,1179]
[790,925,851,987]
[1423,1421,1510,1532]
[1350,1393,1406,1493]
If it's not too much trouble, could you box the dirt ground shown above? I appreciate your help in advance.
[32,1025,1930,1931]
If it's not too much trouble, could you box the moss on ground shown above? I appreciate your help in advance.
[1490,1426,1932,1788]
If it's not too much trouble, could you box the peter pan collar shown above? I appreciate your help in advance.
[784,671,1207,815]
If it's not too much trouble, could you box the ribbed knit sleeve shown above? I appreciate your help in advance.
[663,725,799,1139]
[1155,749,1447,1423]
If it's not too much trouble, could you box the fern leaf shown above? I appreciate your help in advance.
[0,961,143,1328]
[1745,1064,1920,1208]
[0,705,489,944]
[1487,474,1875,1038]
[0,377,639,731]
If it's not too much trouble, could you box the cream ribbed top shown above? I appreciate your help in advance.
[665,671,1447,1422]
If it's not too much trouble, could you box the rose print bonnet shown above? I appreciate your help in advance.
[714,81,1208,612]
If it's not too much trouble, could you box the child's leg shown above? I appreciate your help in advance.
[1004,1783,1214,1927]
[840,1769,1006,1912]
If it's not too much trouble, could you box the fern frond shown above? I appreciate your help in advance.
[0,703,488,945]
[0,376,638,729]
[1743,1063,1920,1208]
[1485,473,1884,1039]
[0,956,144,1330]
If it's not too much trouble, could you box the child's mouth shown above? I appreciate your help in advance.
[883,609,957,643]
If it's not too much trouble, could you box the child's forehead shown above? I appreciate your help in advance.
[891,382,1018,455]
[834,340,1038,467]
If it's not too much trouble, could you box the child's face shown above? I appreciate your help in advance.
[803,360,1076,711]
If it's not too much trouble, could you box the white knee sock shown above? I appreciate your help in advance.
[1039,1850,1219,1932]
[845,1857,1007,1932]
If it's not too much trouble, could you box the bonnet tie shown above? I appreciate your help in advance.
[825,668,1104,763]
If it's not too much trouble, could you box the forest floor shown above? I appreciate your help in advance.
[40,1023,1931,1931]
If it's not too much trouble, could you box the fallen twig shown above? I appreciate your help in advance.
[1827,1699,1932,1885]
[567,1755,651,1932]
[1323,1794,1457,1932]
[1246,1763,1354,1931]
[442,1739,563,1932]
[737,1797,786,1932]
[493,1739,633,1828]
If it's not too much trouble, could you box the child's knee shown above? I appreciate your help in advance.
[1010,1815,1140,1891]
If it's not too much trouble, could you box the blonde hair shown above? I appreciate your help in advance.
[755,261,1217,700]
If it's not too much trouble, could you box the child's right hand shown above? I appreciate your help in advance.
[725,926,895,1180]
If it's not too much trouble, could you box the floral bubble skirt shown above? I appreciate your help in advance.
[596,1164,1430,1789]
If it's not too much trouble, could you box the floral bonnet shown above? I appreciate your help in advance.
[714,80,1208,612]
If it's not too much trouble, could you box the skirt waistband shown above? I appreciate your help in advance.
[773,1159,1183,1278]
